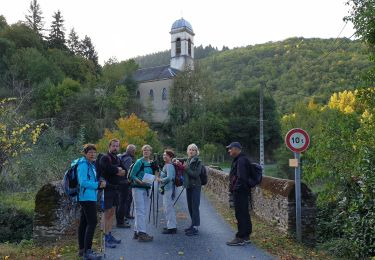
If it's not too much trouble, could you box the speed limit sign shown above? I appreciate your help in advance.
[285,128,310,153]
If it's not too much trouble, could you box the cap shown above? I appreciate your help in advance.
[226,142,242,149]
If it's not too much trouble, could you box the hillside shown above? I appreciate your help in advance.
[133,38,372,112]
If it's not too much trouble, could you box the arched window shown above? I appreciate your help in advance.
[162,88,167,100]
[149,89,154,100]
[188,39,192,56]
[176,38,181,56]
[136,90,140,99]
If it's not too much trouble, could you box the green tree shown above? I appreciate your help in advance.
[80,35,100,75]
[25,0,44,38]
[67,28,81,55]
[0,15,8,32]
[48,10,66,50]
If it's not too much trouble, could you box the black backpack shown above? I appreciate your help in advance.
[63,163,79,198]
[248,163,263,188]
[200,164,208,186]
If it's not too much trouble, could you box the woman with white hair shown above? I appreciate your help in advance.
[182,143,203,236]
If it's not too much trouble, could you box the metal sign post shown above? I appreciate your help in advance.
[294,152,302,242]
[285,128,310,243]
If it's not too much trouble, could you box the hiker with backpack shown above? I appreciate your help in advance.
[130,144,156,242]
[156,149,177,234]
[76,144,106,260]
[116,144,136,228]
[183,143,204,236]
[226,142,254,246]
[98,139,126,248]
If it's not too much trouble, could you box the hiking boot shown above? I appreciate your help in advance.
[116,222,131,228]
[105,240,116,248]
[138,232,153,242]
[243,237,251,244]
[184,226,193,232]
[162,228,177,234]
[83,249,102,260]
[133,231,139,239]
[107,233,121,244]
[185,227,198,236]
[226,237,245,246]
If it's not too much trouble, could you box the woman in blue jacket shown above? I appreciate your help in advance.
[76,144,106,260]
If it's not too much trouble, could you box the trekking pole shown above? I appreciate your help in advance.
[100,189,106,259]
[156,182,159,228]
[152,182,156,225]
[173,187,185,206]
[148,184,153,223]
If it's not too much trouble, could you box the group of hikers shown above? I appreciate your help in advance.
[74,139,255,260]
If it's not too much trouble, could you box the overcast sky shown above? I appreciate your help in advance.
[1,0,355,64]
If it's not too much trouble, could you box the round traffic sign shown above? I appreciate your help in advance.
[285,128,310,153]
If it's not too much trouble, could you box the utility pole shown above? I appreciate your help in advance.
[259,84,265,171]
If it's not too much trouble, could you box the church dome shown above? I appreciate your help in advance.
[171,18,193,32]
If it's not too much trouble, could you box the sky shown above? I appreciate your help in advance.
[1,0,355,64]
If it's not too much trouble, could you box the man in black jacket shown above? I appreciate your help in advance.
[226,142,252,246]
[100,139,126,248]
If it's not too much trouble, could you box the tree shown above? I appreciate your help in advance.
[25,0,44,38]
[67,28,81,55]
[48,10,66,49]
[346,0,375,82]
[96,113,161,155]
[80,35,100,74]
[0,15,8,32]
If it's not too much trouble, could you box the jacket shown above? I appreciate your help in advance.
[100,152,123,188]
[160,163,175,191]
[229,153,251,193]
[183,156,202,188]
[130,158,154,189]
[73,157,99,202]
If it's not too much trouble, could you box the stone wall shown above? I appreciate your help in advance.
[33,168,316,245]
[205,167,316,245]
[33,181,79,243]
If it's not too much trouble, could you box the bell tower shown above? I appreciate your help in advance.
[170,18,194,71]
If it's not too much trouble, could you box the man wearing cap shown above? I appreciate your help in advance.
[226,142,252,246]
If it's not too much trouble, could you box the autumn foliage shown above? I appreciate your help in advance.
[96,113,161,155]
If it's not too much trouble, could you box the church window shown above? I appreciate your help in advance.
[176,38,181,55]
[136,90,140,99]
[188,39,192,56]
[162,88,167,100]
[149,89,154,100]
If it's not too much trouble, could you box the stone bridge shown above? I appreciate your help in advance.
[33,167,316,258]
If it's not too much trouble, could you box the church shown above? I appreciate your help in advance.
[133,18,195,123]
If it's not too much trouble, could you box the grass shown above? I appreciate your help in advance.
[204,190,337,260]
[0,192,103,259]
[1,192,36,214]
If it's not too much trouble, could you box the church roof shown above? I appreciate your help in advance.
[171,18,193,33]
[133,65,179,83]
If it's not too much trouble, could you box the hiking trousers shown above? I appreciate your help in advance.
[233,190,252,239]
[162,187,177,229]
[186,186,201,227]
[78,201,97,252]
[132,187,148,233]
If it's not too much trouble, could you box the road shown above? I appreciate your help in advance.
[105,185,274,260]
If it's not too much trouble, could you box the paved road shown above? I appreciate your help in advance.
[105,186,274,260]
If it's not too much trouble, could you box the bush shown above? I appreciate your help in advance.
[0,203,33,243]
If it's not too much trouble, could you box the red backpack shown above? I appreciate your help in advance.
[173,160,185,187]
